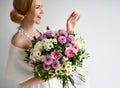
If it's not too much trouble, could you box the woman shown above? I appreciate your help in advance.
[6,0,80,88]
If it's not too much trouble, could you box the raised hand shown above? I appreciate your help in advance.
[66,11,80,33]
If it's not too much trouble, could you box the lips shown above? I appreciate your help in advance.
[37,16,41,19]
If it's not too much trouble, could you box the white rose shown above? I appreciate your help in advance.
[73,39,85,49]
[34,41,43,51]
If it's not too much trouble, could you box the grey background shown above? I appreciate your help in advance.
[0,0,120,88]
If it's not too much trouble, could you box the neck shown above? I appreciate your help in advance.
[20,19,35,32]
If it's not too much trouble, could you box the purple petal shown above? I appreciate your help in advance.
[52,60,60,69]
[43,64,51,70]
[44,55,53,65]
[58,36,67,44]
[58,29,68,37]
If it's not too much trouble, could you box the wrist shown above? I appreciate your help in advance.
[67,31,75,35]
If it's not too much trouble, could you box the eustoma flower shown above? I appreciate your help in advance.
[43,64,51,70]
[44,55,53,65]
[58,29,68,37]
[67,35,75,43]
[52,60,60,69]
[58,36,67,44]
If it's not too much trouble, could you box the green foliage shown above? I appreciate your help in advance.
[34,67,53,81]
[24,49,31,62]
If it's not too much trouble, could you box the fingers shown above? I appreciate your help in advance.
[72,12,80,21]
[76,14,80,22]
[68,11,80,22]
[69,11,75,19]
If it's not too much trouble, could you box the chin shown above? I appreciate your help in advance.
[36,21,41,24]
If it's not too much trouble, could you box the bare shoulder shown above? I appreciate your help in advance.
[11,32,27,49]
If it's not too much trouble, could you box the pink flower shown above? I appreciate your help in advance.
[65,43,72,47]
[65,47,76,58]
[52,60,60,69]
[30,55,35,61]
[43,64,51,70]
[28,60,34,67]
[30,48,35,61]
[51,51,62,60]
[67,35,75,43]
[44,55,53,65]
[72,45,79,54]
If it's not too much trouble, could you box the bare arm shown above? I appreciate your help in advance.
[66,11,80,33]
[19,77,45,87]
[12,32,45,87]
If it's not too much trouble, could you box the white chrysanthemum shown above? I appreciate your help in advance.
[33,50,41,58]
[65,64,72,71]
[43,43,54,51]
[52,39,57,44]
[42,39,48,43]
[49,39,53,42]
[55,69,61,75]
[34,41,43,51]
[55,69,65,76]
[66,62,72,65]
[42,38,52,43]
[35,55,45,62]
[66,70,72,76]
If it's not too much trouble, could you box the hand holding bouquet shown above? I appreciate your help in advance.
[25,27,89,88]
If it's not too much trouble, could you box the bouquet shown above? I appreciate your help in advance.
[25,27,89,88]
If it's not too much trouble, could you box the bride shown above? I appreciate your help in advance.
[6,0,87,88]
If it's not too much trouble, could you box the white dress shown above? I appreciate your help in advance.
[6,43,88,88]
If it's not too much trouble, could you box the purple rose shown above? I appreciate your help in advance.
[58,36,67,44]
[58,29,68,37]
[44,55,53,65]
[43,64,51,70]
[52,60,60,69]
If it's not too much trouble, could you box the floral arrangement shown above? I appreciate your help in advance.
[25,27,89,88]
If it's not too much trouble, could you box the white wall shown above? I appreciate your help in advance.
[0,0,120,88]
